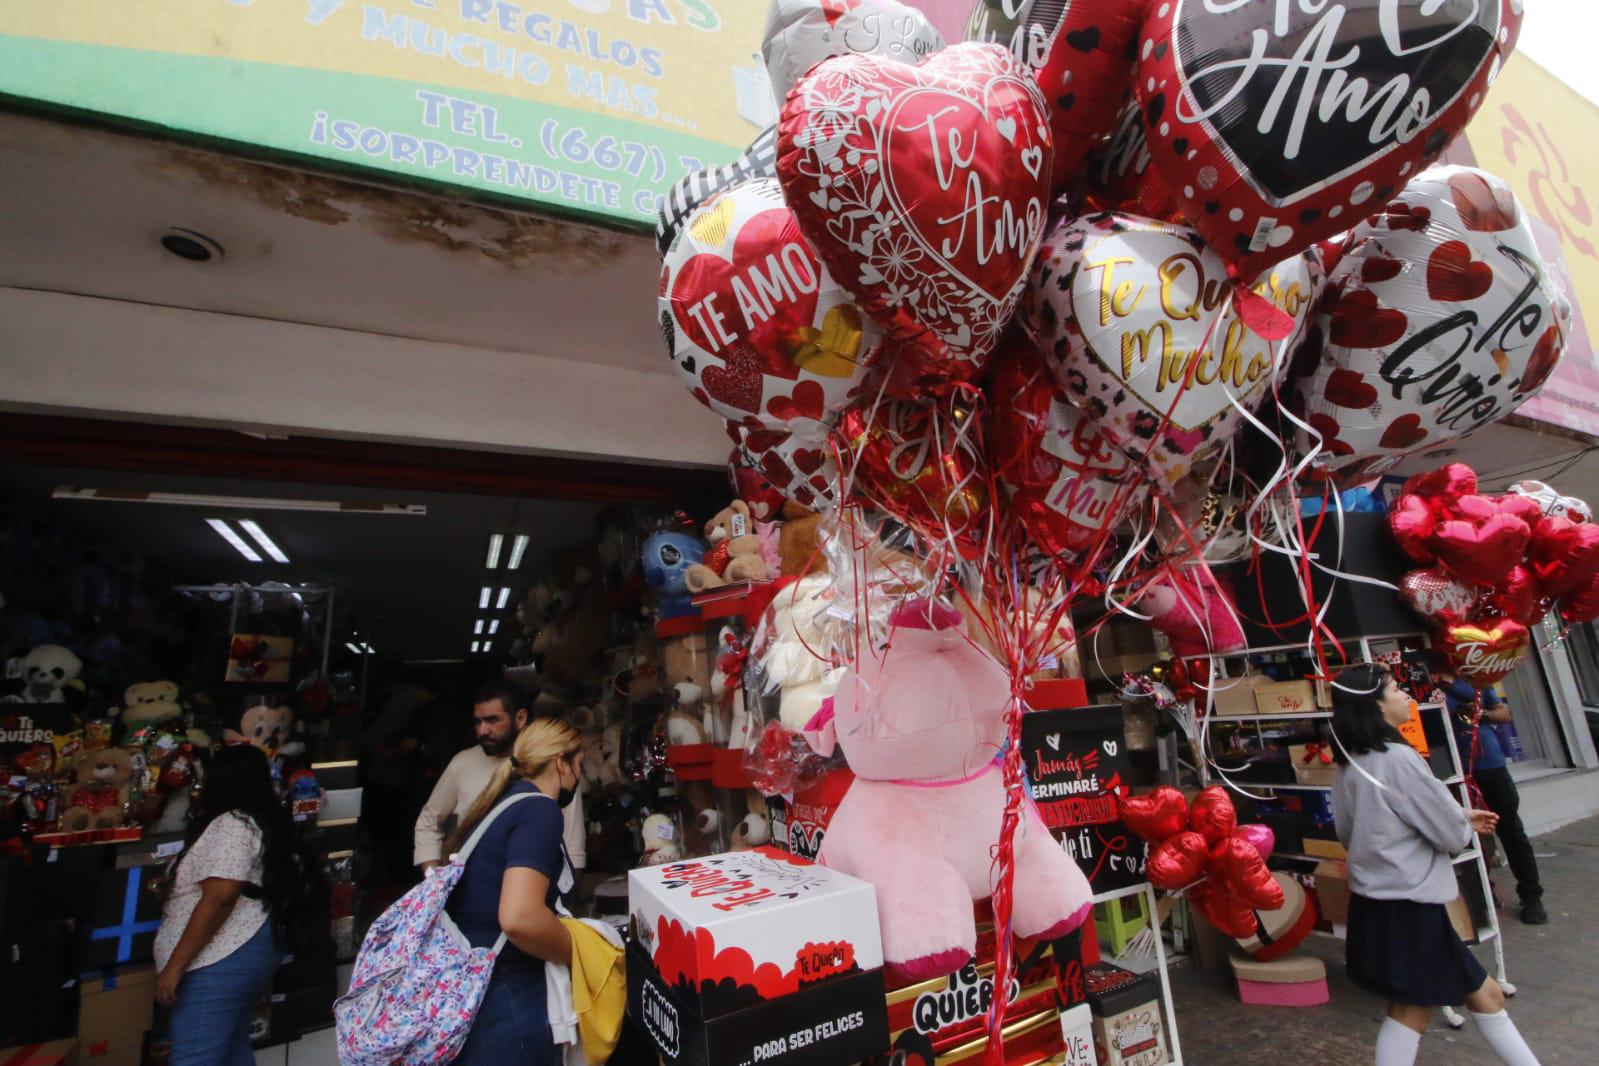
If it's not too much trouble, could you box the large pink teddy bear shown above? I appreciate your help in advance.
[812,600,1092,982]
[1140,567,1246,658]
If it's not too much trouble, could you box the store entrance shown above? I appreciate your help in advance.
[0,417,721,1057]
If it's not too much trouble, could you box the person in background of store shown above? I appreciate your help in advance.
[413,680,585,882]
[360,679,437,886]
[1330,663,1540,1066]
[446,717,584,1064]
[154,745,309,1066]
[1433,656,1547,925]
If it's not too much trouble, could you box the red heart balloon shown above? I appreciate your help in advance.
[1480,566,1540,626]
[1188,786,1238,845]
[1560,573,1599,626]
[1118,785,1189,845]
[1399,566,1479,625]
[1432,515,1532,587]
[962,0,1145,196]
[1077,100,1184,223]
[1403,464,1479,510]
[1438,619,1529,689]
[1491,494,1545,533]
[987,340,1136,559]
[1146,831,1209,892]
[1389,495,1439,564]
[836,401,988,558]
[778,43,1052,369]
[1207,836,1286,912]
[1528,517,1599,599]
[1134,0,1521,279]
[1188,882,1260,940]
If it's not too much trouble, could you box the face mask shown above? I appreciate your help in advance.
[557,785,577,809]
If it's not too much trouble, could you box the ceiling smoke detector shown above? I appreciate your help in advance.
[158,227,224,263]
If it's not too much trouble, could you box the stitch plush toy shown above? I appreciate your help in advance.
[642,528,707,620]
[812,600,1092,981]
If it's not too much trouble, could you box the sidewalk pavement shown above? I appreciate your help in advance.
[1166,815,1599,1063]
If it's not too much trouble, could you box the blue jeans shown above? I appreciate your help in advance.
[169,919,282,1066]
[453,966,557,1065]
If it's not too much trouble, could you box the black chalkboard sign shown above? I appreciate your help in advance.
[1021,705,1147,894]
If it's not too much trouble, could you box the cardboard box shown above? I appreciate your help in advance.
[1313,861,1351,925]
[1446,896,1476,944]
[1212,675,1271,716]
[628,849,884,1024]
[1085,964,1166,1066]
[0,1041,77,1066]
[1302,838,1348,860]
[82,865,161,971]
[628,942,888,1066]
[74,965,154,1066]
[1289,743,1337,786]
[1253,681,1317,716]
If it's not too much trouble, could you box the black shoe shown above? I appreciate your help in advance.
[1520,899,1548,925]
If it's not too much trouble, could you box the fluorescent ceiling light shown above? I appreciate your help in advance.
[485,533,504,569]
[237,519,289,564]
[488,619,500,635]
[507,535,530,570]
[363,643,376,654]
[346,642,375,655]
[479,586,492,610]
[206,518,262,563]
[345,642,363,654]
[471,641,483,654]
[496,587,511,610]
[474,619,485,635]
[55,486,426,515]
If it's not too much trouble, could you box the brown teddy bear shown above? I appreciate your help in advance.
[59,747,134,831]
[685,500,771,593]
[779,500,826,578]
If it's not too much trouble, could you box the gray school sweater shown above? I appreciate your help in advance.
[1331,743,1473,904]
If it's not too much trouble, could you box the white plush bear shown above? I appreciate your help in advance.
[759,575,845,730]
[641,813,682,865]
[21,645,81,703]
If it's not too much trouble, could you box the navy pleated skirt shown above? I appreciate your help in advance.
[1345,895,1488,1006]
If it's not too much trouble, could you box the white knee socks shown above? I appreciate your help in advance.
[1471,1010,1540,1065]
[1376,1017,1421,1066]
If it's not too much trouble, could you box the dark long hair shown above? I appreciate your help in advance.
[181,745,313,943]
[1329,663,1405,765]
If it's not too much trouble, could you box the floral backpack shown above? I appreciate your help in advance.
[334,793,534,1065]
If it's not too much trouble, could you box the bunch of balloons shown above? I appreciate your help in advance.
[1120,785,1281,939]
[1392,464,1599,687]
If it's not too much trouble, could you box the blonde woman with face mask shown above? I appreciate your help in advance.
[445,717,584,1065]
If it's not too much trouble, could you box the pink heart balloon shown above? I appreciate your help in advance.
[1235,823,1276,864]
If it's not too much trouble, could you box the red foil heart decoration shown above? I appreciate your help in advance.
[777,42,1052,371]
[1399,566,1479,625]
[1188,882,1260,939]
[1439,619,1529,689]
[1560,573,1599,626]
[836,401,988,558]
[1207,836,1286,912]
[1528,517,1599,600]
[1403,463,1480,510]
[1187,786,1238,844]
[734,425,840,514]
[1118,785,1189,845]
[987,340,1136,560]
[1432,515,1532,587]
[1147,831,1210,892]
[1389,495,1439,564]
[1481,566,1541,626]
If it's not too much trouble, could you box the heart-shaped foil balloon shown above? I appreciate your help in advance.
[727,440,789,523]
[1235,823,1276,864]
[837,400,988,557]
[1187,786,1238,844]
[1187,882,1259,939]
[1399,566,1479,625]
[1481,566,1542,627]
[777,42,1053,371]
[1136,1,1521,280]
[1560,573,1599,627]
[762,0,945,109]
[1389,495,1439,564]
[734,425,840,514]
[962,0,1145,195]
[1293,167,1569,482]
[1118,785,1189,845]
[661,177,883,434]
[1147,830,1209,892]
[1439,619,1529,689]
[1404,463,1481,508]
[1207,835,1286,912]
[1528,517,1599,600]
[987,339,1138,559]
[1078,99,1184,223]
[1510,480,1592,524]
[1431,515,1532,588]
[1026,210,1314,493]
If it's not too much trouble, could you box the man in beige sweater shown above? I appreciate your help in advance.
[413,679,585,872]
